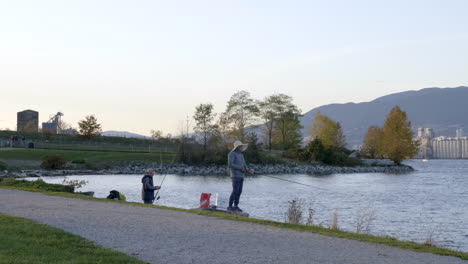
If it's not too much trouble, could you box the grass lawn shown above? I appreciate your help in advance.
[1,179,467,261]
[0,213,146,264]
[0,149,176,169]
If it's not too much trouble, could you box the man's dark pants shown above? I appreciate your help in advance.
[229,178,244,207]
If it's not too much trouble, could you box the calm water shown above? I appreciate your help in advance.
[30,160,468,252]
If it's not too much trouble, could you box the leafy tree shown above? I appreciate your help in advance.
[259,94,300,151]
[78,115,102,139]
[193,103,217,157]
[380,106,419,164]
[150,129,163,141]
[223,90,259,141]
[272,111,302,150]
[361,126,383,158]
[309,112,346,149]
[258,96,278,151]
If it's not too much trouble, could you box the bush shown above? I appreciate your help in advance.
[282,149,301,160]
[71,159,86,164]
[286,199,303,224]
[41,155,66,170]
[299,139,362,166]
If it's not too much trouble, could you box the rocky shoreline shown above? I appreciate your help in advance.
[1,162,414,178]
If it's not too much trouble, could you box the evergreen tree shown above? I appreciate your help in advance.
[380,106,419,164]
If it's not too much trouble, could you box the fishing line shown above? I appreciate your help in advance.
[154,143,178,200]
[261,174,349,196]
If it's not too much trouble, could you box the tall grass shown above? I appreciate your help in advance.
[330,210,339,230]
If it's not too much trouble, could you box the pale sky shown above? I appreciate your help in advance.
[1,0,467,135]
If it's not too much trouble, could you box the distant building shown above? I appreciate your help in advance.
[17,110,39,132]
[416,127,468,159]
[42,112,64,134]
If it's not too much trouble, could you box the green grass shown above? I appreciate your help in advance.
[0,149,176,169]
[0,178,74,193]
[1,180,468,261]
[0,213,146,264]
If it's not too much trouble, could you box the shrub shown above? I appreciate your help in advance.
[299,139,362,166]
[282,148,301,160]
[41,155,66,170]
[286,199,303,224]
[62,177,88,189]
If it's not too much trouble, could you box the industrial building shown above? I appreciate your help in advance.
[416,128,468,159]
[42,112,63,134]
[17,109,39,132]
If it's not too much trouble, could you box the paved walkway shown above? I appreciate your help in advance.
[0,189,465,264]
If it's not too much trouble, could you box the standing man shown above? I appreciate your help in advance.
[141,168,161,204]
[228,140,253,212]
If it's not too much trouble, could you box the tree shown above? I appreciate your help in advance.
[223,90,259,141]
[380,106,419,164]
[272,111,302,150]
[259,94,302,150]
[361,126,383,158]
[193,103,217,157]
[309,112,346,149]
[57,120,72,134]
[78,115,102,139]
[150,129,163,141]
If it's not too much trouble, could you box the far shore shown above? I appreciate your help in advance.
[0,161,414,178]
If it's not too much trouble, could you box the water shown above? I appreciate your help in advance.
[29,160,468,252]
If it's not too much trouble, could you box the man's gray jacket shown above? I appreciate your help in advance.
[228,149,248,179]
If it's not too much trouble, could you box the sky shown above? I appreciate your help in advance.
[1,0,467,135]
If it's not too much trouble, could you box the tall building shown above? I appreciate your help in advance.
[416,127,468,159]
[17,110,39,132]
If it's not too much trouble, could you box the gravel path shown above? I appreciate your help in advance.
[0,189,465,264]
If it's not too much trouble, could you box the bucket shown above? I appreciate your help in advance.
[199,193,212,208]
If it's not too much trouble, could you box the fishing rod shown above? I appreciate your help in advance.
[153,145,178,201]
[261,174,349,196]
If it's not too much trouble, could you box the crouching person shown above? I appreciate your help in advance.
[141,168,161,204]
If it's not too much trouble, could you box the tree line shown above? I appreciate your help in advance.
[189,91,418,166]
[43,91,419,166]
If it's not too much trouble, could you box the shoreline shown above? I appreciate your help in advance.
[1,162,414,178]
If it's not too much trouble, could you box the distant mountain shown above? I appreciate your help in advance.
[101,130,149,139]
[300,86,468,147]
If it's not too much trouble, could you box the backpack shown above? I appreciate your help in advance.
[107,190,120,200]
